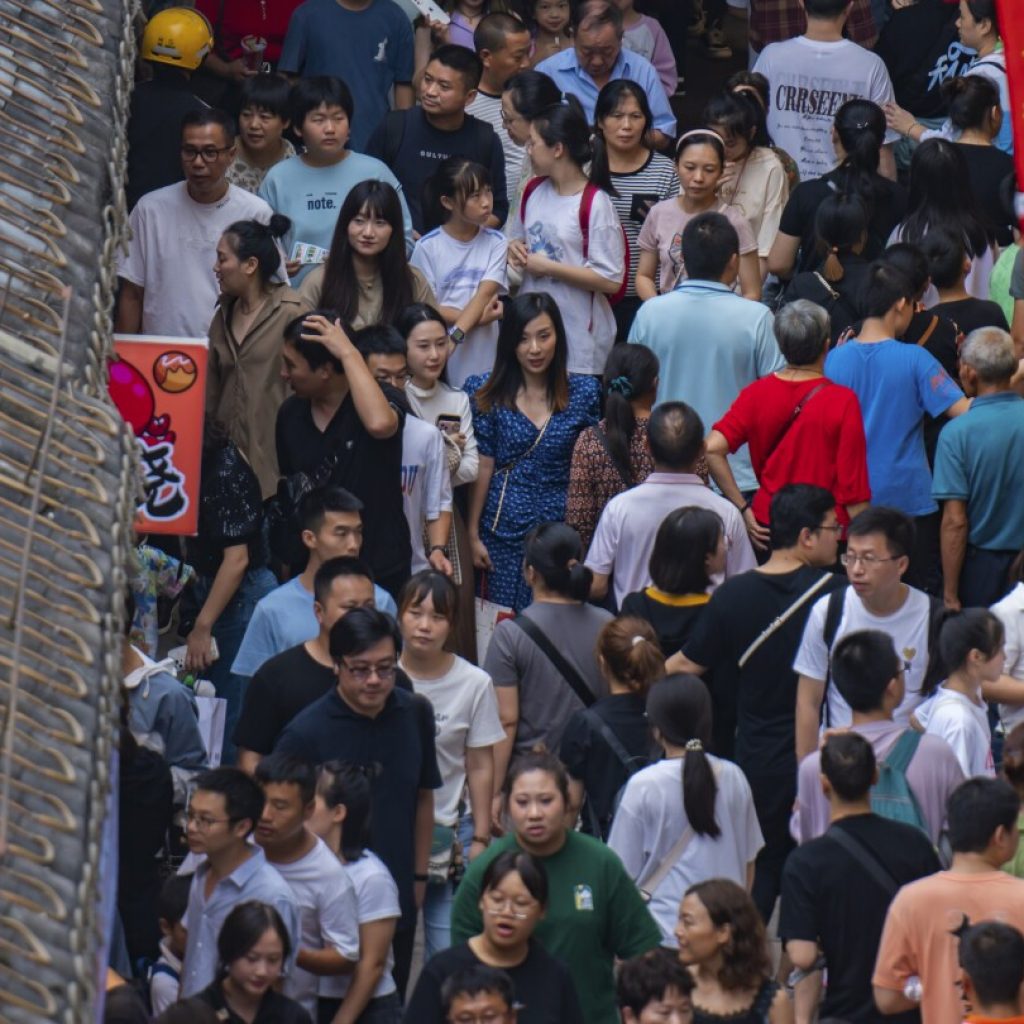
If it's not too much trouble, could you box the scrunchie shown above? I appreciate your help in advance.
[685,738,703,752]
[608,375,633,398]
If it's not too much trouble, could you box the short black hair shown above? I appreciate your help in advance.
[299,486,364,535]
[427,44,483,92]
[181,107,235,144]
[239,73,291,118]
[830,630,901,713]
[958,920,1024,1006]
[572,0,623,33]
[681,211,739,281]
[290,75,354,128]
[317,761,376,861]
[649,506,722,595]
[329,606,401,661]
[617,947,695,1014]
[354,323,407,359]
[158,873,193,925]
[647,402,704,470]
[474,11,529,53]
[921,227,966,290]
[861,261,915,318]
[821,731,876,802]
[283,309,348,373]
[192,767,265,837]
[879,243,929,300]
[481,849,549,906]
[769,484,836,550]
[217,901,292,976]
[254,751,318,806]
[804,0,850,15]
[441,965,516,1017]
[847,506,914,559]
[313,556,375,606]
[947,777,1020,854]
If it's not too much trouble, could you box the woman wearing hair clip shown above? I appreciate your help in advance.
[608,674,763,946]
[635,129,761,302]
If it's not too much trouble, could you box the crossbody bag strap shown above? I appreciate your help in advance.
[761,380,829,468]
[638,761,722,899]
[582,708,640,773]
[491,415,551,531]
[737,573,833,669]
[588,424,632,488]
[826,825,900,898]
[916,315,939,347]
[512,614,595,708]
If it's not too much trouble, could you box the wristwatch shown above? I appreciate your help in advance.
[429,544,449,559]
[448,325,466,346]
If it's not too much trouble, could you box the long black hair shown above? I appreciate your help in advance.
[503,69,562,121]
[704,89,763,156]
[600,344,658,483]
[900,138,993,259]
[646,674,719,838]
[532,94,614,194]
[422,156,492,233]
[814,193,868,283]
[831,99,886,216]
[319,180,414,326]
[472,291,569,413]
[591,80,655,197]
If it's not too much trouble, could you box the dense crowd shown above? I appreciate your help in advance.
[106,0,1024,1021]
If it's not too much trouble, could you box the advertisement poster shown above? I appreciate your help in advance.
[108,335,208,536]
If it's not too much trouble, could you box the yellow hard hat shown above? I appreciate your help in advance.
[141,7,214,71]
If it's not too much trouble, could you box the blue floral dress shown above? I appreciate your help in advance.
[465,373,600,610]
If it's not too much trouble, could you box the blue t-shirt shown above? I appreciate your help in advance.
[825,340,963,516]
[258,152,414,282]
[231,575,398,677]
[278,0,414,153]
[932,391,1024,550]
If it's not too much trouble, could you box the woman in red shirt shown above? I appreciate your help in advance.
[705,298,871,551]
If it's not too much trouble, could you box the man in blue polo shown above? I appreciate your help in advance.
[535,0,675,149]
[933,327,1024,608]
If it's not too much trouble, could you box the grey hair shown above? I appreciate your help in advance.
[774,300,830,365]
[960,327,1017,383]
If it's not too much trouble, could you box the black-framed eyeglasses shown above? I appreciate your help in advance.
[840,552,900,567]
[181,144,233,163]
[340,660,397,683]
[816,523,844,534]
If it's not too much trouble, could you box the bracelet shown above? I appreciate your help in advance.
[429,544,448,557]
[738,502,751,514]
[471,835,491,846]
[414,873,428,882]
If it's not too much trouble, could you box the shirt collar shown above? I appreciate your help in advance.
[569,48,627,84]
[643,472,705,486]
[970,391,1021,408]
[671,279,733,295]
[197,845,266,888]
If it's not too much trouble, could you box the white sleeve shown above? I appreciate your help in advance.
[454,391,479,487]
[409,239,439,296]
[466,673,506,748]
[149,971,180,1016]
[585,192,626,284]
[318,871,361,961]
[792,595,831,682]
[869,57,900,146]
[483,233,508,288]
[357,864,401,923]
[584,502,620,575]
[734,766,765,861]
[606,785,646,881]
[423,426,450,518]
[723,507,757,577]
[117,203,148,285]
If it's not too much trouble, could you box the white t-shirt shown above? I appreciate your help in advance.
[405,380,479,488]
[508,178,624,375]
[990,582,1024,732]
[466,90,524,206]
[793,585,932,727]
[410,226,508,388]
[913,687,995,778]
[402,415,453,574]
[753,37,898,182]
[117,182,273,338]
[608,756,764,944]
[270,836,360,1012]
[332,851,401,1000]
[401,655,505,825]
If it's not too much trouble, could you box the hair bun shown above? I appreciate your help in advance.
[268,212,292,239]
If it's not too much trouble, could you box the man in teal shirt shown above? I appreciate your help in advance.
[933,327,1024,608]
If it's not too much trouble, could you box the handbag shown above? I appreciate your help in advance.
[428,823,458,885]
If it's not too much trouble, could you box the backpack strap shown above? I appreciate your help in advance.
[885,729,922,774]
[916,315,939,347]
[512,615,595,708]
[821,584,850,728]
[578,181,598,261]
[382,110,407,169]
[827,825,900,898]
[581,708,641,774]
[519,175,548,224]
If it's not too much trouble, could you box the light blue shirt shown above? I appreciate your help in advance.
[534,47,677,136]
[180,846,300,996]
[628,280,782,493]
[932,391,1024,550]
[231,576,398,677]
[258,152,414,282]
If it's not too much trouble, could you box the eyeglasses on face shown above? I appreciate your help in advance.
[482,891,538,919]
[181,144,233,163]
[185,811,232,830]
[340,660,397,683]
[840,552,900,567]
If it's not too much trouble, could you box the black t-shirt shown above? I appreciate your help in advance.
[404,940,585,1024]
[234,643,413,753]
[274,686,442,928]
[779,171,908,275]
[275,392,410,583]
[875,6,963,118]
[781,257,872,343]
[779,813,941,1023]
[619,590,710,657]
[955,143,1017,247]
[198,981,313,1023]
[684,567,846,779]
[931,296,1009,337]
[559,692,654,839]
[366,107,509,232]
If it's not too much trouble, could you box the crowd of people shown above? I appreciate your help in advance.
[108,0,1024,1020]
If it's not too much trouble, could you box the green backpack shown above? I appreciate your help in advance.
[871,729,929,835]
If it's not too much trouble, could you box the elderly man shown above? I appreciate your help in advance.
[933,328,1024,609]
[534,0,676,147]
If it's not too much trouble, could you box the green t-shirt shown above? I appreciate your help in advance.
[1004,812,1024,880]
[989,242,1019,327]
[451,830,662,1024]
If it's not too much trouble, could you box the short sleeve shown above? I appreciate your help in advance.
[319,873,361,961]
[931,425,969,501]
[230,604,276,678]
[200,446,263,543]
[755,157,789,257]
[483,233,508,287]
[606,784,645,879]
[585,192,626,283]
[913,349,965,418]
[118,203,148,285]
[778,849,819,942]
[868,59,900,146]
[872,893,918,992]
[753,309,785,377]
[402,959,446,1022]
[636,204,660,254]
[584,501,620,576]
[832,391,872,505]
[488,133,510,225]
[683,591,727,667]
[390,11,414,82]
[712,384,757,452]
[466,676,505,748]
[482,620,521,688]
[409,239,439,295]
[466,380,498,458]
[356,865,401,923]
[728,206,758,255]
[792,594,832,682]
[778,186,805,238]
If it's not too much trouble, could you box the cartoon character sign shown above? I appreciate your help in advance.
[108,336,208,535]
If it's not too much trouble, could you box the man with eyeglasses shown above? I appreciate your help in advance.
[441,965,519,1024]
[180,767,300,996]
[274,606,442,998]
[116,107,274,339]
[793,506,945,763]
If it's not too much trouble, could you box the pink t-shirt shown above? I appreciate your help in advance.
[637,197,757,293]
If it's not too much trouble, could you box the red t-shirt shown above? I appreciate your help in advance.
[195,0,303,64]
[713,374,871,528]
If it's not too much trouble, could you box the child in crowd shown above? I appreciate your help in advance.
[149,875,193,1016]
[226,74,295,194]
[417,0,494,71]
[412,159,507,387]
[613,0,676,100]
[617,947,695,1024]
[913,609,1002,778]
[957,921,1024,1023]
[528,0,572,66]
[442,966,519,1024]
